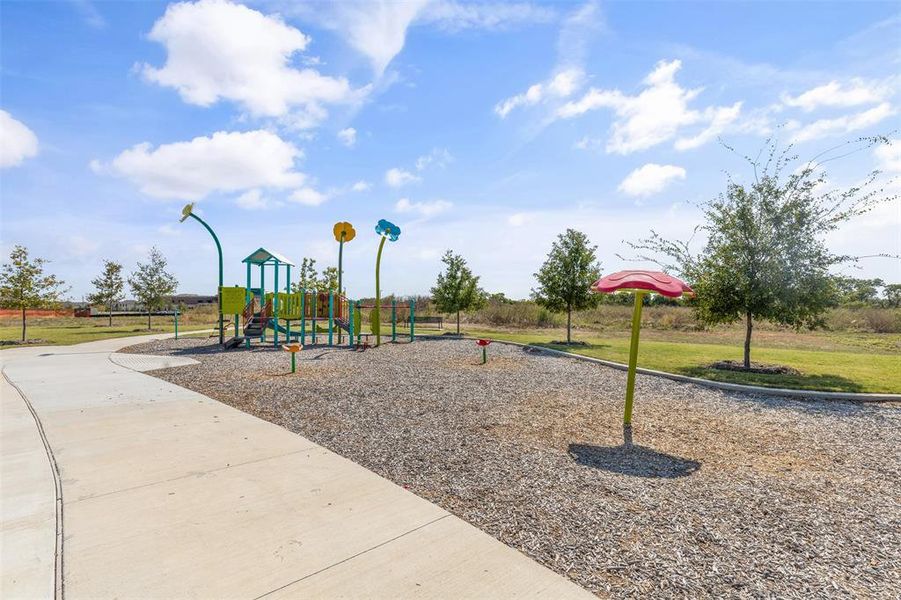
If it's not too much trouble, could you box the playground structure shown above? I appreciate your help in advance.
[179,207,412,352]
[217,247,416,350]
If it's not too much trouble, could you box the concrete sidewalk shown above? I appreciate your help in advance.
[1,334,592,599]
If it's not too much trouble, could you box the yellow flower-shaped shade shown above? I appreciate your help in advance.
[179,203,195,223]
[333,221,356,243]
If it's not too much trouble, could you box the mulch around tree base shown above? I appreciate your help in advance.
[122,337,901,599]
[710,360,802,375]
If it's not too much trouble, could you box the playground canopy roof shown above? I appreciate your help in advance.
[242,247,295,266]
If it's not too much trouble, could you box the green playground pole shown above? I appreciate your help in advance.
[312,289,318,345]
[623,292,646,437]
[286,265,292,341]
[356,300,362,346]
[374,236,387,346]
[174,309,178,340]
[348,298,355,348]
[392,299,396,342]
[482,347,487,364]
[259,265,265,343]
[410,300,415,341]
[180,207,223,345]
[234,313,238,337]
[300,290,306,345]
[273,261,280,347]
[328,292,334,346]
[291,352,296,374]
[245,262,251,349]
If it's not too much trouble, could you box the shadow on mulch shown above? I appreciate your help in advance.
[569,443,701,478]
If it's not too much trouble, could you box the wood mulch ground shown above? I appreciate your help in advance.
[122,337,901,598]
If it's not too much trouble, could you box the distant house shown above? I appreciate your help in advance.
[168,294,217,307]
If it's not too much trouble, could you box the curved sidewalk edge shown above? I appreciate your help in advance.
[416,334,901,403]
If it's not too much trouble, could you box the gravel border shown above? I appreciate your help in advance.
[123,337,901,598]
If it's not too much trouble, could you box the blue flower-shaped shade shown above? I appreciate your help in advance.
[375,219,401,242]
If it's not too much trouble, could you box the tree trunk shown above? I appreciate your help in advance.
[147,311,152,331]
[108,306,113,327]
[456,310,460,335]
[743,311,753,369]
[566,304,572,344]
[21,307,26,342]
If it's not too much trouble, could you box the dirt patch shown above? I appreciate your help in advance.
[710,360,802,375]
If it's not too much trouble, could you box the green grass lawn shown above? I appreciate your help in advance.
[461,327,901,394]
[0,316,213,347]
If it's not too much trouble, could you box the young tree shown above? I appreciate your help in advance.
[318,266,339,292]
[430,250,485,334]
[0,245,68,341]
[128,247,178,330]
[629,135,895,368]
[87,260,125,326]
[291,258,319,292]
[532,229,602,344]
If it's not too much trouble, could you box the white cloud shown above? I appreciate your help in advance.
[495,67,584,118]
[675,102,742,150]
[97,129,305,200]
[235,189,283,210]
[782,78,892,112]
[415,147,454,171]
[351,180,372,192]
[394,197,453,217]
[507,212,534,226]
[289,187,328,206]
[0,110,39,168]
[385,167,421,187]
[790,102,896,143]
[330,0,430,75]
[418,1,556,32]
[141,0,360,126]
[618,163,686,197]
[556,59,741,154]
[875,139,901,173]
[337,127,357,147]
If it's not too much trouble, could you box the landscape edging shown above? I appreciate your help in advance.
[414,334,901,403]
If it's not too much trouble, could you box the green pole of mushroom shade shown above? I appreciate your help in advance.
[623,291,646,428]
[374,235,387,346]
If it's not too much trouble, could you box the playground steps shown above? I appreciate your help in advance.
[244,313,267,337]
[334,318,351,333]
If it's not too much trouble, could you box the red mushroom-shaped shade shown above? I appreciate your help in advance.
[476,339,492,346]
[590,270,693,298]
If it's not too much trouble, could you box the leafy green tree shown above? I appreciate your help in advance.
[128,247,178,330]
[630,136,895,368]
[532,229,602,344]
[291,258,319,292]
[318,266,339,292]
[431,250,485,334]
[87,260,125,326]
[0,245,68,341]
[884,284,901,308]
[833,276,884,306]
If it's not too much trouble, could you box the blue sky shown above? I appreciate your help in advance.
[1,0,899,300]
